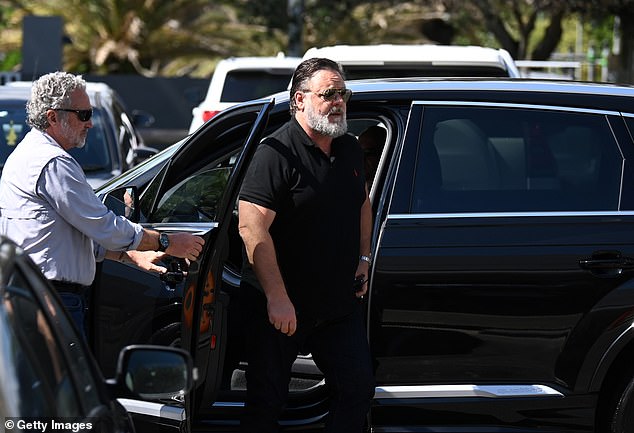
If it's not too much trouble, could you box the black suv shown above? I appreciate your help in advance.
[93,78,634,432]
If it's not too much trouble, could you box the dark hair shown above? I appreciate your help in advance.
[289,57,345,115]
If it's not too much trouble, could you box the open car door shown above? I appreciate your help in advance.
[176,100,275,424]
[97,99,275,432]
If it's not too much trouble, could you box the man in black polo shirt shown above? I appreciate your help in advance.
[238,57,375,432]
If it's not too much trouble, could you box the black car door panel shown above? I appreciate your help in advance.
[369,101,634,428]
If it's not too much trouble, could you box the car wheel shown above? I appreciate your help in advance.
[149,322,181,347]
[603,372,634,433]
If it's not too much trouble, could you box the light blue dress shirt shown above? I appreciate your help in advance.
[0,129,143,286]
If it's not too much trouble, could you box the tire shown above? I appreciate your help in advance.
[611,376,634,433]
[603,373,634,433]
[148,322,182,347]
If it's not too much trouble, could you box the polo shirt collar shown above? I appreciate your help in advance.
[290,117,316,149]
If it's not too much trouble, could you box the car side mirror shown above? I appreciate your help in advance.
[132,110,155,128]
[102,186,140,222]
[108,345,195,401]
[132,146,159,166]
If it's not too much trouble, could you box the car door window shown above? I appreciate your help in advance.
[144,150,239,223]
[412,105,623,213]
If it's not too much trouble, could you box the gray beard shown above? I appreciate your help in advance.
[61,120,87,148]
[306,108,347,137]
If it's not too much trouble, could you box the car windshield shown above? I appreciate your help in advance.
[68,108,113,172]
[0,103,29,168]
[220,70,293,102]
[1,106,113,174]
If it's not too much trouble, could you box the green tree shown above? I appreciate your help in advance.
[1,0,290,77]
[441,0,568,60]
[238,0,429,53]
[568,0,634,84]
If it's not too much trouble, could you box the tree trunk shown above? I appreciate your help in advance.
[287,0,304,57]
[531,9,564,60]
[616,11,634,84]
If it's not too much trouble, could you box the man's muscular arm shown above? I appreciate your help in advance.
[238,200,297,336]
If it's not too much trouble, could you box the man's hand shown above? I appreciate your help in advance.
[267,292,297,336]
[354,261,370,298]
[125,250,169,274]
[165,232,205,261]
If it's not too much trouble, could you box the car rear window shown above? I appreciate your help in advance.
[220,70,293,103]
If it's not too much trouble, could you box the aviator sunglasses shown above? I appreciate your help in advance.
[305,88,352,103]
[55,108,93,122]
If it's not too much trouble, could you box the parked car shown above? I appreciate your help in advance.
[188,54,301,133]
[93,78,634,432]
[0,235,194,432]
[1,81,158,188]
[301,44,521,79]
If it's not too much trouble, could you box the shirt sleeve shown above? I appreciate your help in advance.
[239,138,289,212]
[37,155,144,252]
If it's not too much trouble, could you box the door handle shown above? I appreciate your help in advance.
[160,260,185,284]
[579,251,634,277]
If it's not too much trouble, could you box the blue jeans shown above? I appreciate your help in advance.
[51,281,88,338]
[240,288,375,433]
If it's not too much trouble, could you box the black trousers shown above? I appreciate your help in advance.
[240,288,375,433]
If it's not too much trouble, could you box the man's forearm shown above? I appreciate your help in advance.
[137,229,160,251]
[359,195,373,257]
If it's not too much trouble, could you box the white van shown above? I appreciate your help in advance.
[189,54,301,133]
[301,44,520,79]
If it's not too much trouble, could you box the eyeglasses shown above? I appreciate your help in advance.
[56,108,93,122]
[305,88,352,103]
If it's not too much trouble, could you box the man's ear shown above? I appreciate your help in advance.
[294,91,305,111]
[46,109,58,125]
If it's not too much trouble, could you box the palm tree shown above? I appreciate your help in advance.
[2,0,289,77]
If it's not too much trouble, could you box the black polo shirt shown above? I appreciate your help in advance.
[239,118,366,325]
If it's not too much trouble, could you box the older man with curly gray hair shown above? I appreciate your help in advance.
[0,71,204,335]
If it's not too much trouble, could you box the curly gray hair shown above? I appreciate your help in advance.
[26,71,87,131]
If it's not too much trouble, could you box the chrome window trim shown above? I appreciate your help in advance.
[389,211,634,220]
[142,222,216,233]
[607,117,626,209]
[118,398,186,421]
[375,384,563,399]
[620,112,634,118]
[411,100,621,116]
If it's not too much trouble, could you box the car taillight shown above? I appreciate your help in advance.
[202,110,220,122]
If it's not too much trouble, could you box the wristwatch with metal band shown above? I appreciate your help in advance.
[158,233,170,252]
[360,255,372,265]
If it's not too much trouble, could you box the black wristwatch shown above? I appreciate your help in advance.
[158,233,170,252]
